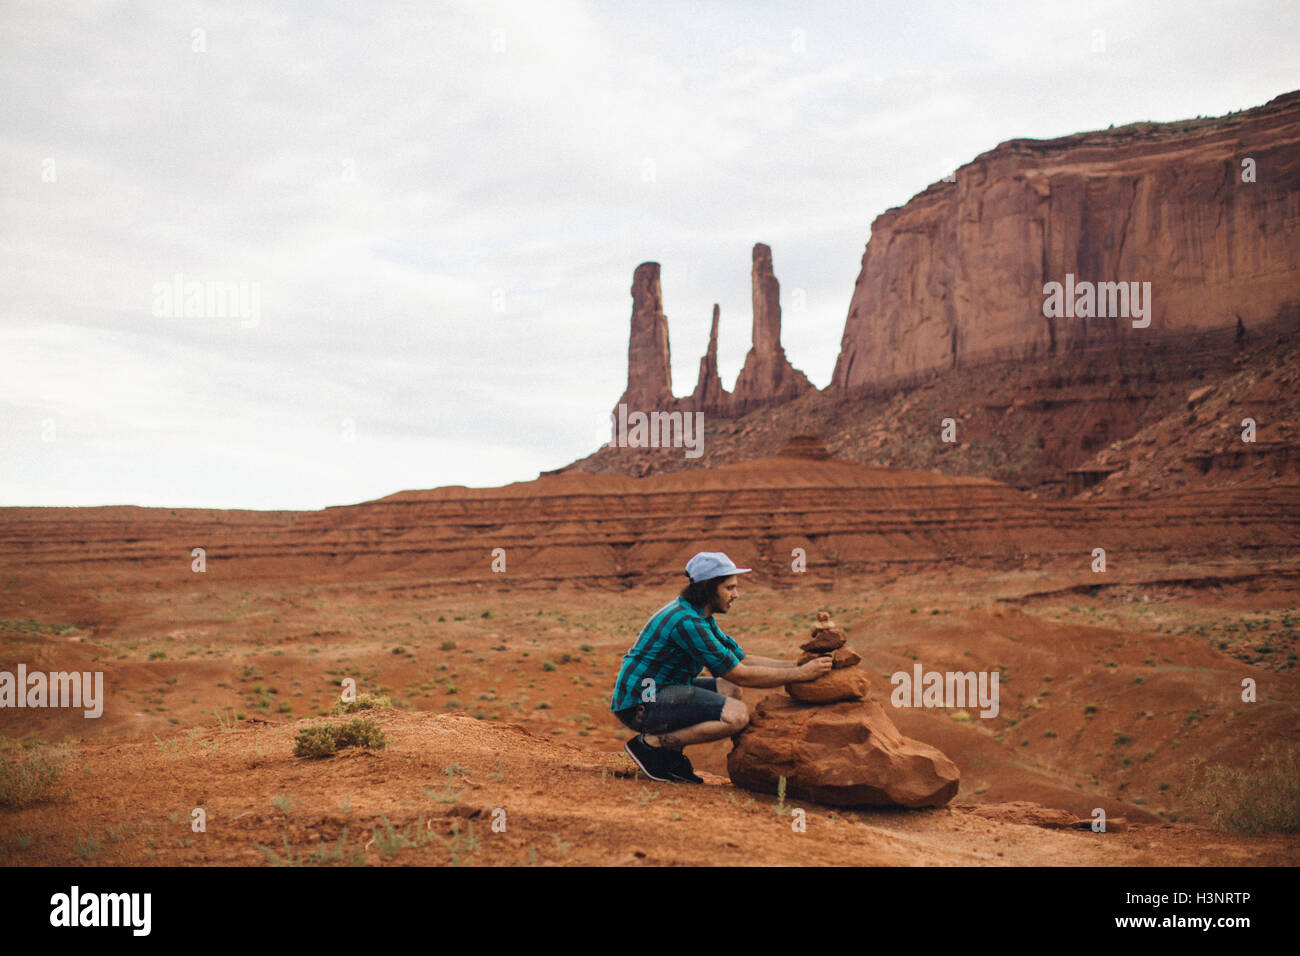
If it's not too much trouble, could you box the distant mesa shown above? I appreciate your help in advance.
[831,90,1300,394]
[611,91,1300,426]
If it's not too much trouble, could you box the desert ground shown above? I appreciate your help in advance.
[1,467,1296,864]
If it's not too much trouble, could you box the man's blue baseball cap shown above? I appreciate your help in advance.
[685,551,752,583]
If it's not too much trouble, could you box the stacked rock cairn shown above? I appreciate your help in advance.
[727,610,962,808]
[786,611,871,703]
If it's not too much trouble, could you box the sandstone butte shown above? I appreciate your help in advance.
[613,91,1300,416]
[616,242,815,419]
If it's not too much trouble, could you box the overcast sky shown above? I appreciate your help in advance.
[2,0,1296,510]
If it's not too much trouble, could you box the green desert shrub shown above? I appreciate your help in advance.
[0,744,68,807]
[1184,744,1300,835]
[293,718,387,758]
[334,692,391,715]
[335,718,386,749]
[293,725,339,758]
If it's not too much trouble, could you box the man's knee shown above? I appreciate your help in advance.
[717,678,744,700]
[721,698,749,731]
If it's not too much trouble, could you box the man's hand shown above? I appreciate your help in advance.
[794,656,834,681]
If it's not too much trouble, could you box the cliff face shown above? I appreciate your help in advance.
[613,243,814,418]
[832,91,1300,393]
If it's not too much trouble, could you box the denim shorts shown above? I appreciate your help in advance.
[614,678,728,735]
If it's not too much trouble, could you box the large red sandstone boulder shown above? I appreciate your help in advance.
[786,667,869,703]
[727,694,960,808]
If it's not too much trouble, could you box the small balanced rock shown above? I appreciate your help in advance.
[800,611,847,651]
[787,612,869,703]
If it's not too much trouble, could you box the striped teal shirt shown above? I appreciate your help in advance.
[609,597,745,712]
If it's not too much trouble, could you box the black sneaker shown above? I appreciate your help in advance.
[624,734,675,782]
[666,750,704,784]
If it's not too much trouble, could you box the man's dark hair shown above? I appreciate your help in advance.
[680,575,723,611]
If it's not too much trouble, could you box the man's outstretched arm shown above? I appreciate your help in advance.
[721,657,831,688]
[741,654,799,668]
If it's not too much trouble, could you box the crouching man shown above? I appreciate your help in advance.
[609,551,832,783]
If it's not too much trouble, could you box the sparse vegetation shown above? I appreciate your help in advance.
[369,815,432,858]
[433,819,480,865]
[422,767,466,804]
[335,692,391,715]
[1185,744,1300,835]
[255,827,359,866]
[0,744,68,808]
[292,718,387,758]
